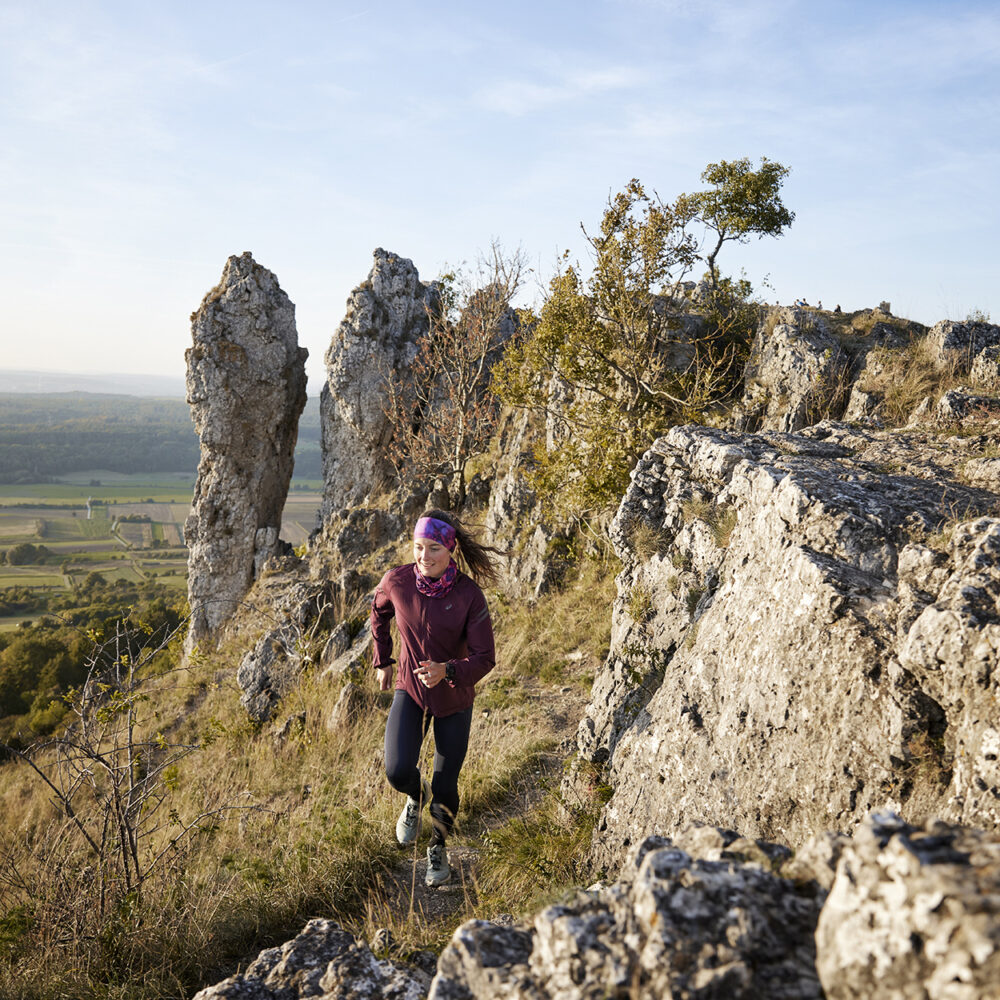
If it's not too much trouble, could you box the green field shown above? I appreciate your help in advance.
[0,476,322,629]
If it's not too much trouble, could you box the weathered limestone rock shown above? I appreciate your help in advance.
[320,249,438,514]
[321,631,372,682]
[971,344,1000,391]
[223,577,333,721]
[430,833,824,999]
[192,918,429,1000]
[815,813,1000,999]
[481,409,573,598]
[573,421,1000,872]
[185,252,308,651]
[927,318,1000,365]
[933,387,1000,423]
[237,628,302,723]
[327,680,365,730]
[736,308,851,432]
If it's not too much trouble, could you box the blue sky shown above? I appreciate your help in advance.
[2,0,998,391]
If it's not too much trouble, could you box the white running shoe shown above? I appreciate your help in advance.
[395,777,431,846]
[425,842,450,886]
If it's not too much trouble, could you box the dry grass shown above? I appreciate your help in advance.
[859,335,967,426]
[0,548,617,999]
[680,498,738,548]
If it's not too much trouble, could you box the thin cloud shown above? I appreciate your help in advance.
[476,65,643,116]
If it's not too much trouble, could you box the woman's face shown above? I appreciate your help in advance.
[413,537,451,579]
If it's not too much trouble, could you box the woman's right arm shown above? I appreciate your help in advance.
[370,574,396,691]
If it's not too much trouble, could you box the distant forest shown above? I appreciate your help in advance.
[0,393,322,482]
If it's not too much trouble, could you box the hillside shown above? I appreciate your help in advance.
[1,235,999,999]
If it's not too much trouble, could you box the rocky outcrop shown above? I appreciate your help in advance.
[971,345,1000,391]
[433,831,824,1000]
[192,918,432,999]
[481,409,575,598]
[320,249,438,515]
[184,252,308,651]
[231,578,334,721]
[816,813,1000,998]
[926,318,1000,364]
[736,308,848,432]
[430,814,1000,1000]
[572,421,999,872]
[194,815,1000,1000]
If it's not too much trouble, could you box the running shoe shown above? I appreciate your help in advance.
[425,842,450,886]
[395,777,431,846]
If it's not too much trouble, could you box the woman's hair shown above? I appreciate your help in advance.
[419,508,504,586]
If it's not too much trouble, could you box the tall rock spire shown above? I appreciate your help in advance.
[184,252,308,652]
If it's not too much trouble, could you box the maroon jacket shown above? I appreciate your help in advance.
[370,564,495,717]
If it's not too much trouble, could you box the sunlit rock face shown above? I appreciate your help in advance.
[571,421,1000,873]
[320,248,437,517]
[184,252,308,652]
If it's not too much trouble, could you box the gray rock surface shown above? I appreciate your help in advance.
[738,308,847,432]
[926,318,1000,365]
[430,833,824,999]
[192,918,429,1000]
[482,409,573,598]
[971,344,1000,391]
[185,252,308,651]
[320,249,438,514]
[237,628,302,723]
[932,387,1000,423]
[222,577,333,721]
[816,813,1000,999]
[572,421,1000,872]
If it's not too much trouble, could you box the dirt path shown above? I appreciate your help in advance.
[372,680,591,937]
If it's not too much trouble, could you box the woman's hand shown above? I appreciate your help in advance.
[416,660,447,688]
[376,666,394,691]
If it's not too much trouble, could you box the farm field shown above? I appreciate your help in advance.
[0,475,322,629]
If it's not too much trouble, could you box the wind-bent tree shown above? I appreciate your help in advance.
[382,243,528,506]
[679,157,795,290]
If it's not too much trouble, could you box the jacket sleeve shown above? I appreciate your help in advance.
[370,573,396,671]
[452,587,495,687]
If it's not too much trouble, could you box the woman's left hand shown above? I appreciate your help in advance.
[416,660,447,688]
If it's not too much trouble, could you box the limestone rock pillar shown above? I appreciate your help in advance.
[184,252,308,651]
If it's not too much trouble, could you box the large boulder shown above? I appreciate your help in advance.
[816,813,1000,999]
[736,308,847,432]
[184,253,308,652]
[572,421,1000,872]
[320,249,438,515]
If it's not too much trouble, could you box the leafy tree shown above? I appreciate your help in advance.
[678,157,794,290]
[494,162,791,519]
[4,542,52,565]
[382,243,528,506]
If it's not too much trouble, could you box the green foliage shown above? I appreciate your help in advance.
[495,163,787,519]
[2,543,53,566]
[626,583,654,623]
[678,157,794,288]
[0,580,185,742]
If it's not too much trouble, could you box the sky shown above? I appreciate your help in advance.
[2,0,999,393]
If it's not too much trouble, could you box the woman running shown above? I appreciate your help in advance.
[370,509,500,886]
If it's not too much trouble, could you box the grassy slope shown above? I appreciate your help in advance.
[0,551,616,1000]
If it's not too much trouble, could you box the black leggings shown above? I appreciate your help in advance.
[384,689,472,844]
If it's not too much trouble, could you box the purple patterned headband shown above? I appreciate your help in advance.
[414,516,456,551]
